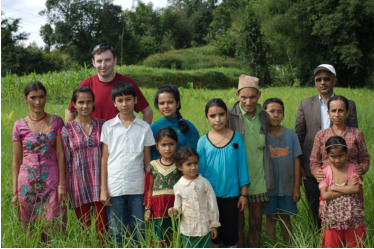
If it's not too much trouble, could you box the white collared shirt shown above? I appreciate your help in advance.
[101,114,155,196]
[319,93,334,129]
[173,175,221,237]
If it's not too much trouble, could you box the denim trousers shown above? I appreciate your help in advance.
[106,194,145,247]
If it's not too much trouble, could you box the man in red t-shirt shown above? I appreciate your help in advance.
[65,44,153,123]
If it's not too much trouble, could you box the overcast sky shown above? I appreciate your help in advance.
[1,0,169,47]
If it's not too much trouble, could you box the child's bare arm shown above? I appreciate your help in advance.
[330,176,360,194]
[237,185,248,212]
[100,143,111,206]
[320,186,343,200]
[143,146,151,170]
[293,157,301,203]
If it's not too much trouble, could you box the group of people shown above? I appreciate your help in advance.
[12,44,370,248]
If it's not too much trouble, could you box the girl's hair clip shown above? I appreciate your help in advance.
[325,144,347,149]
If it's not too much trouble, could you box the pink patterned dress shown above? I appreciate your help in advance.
[12,115,66,229]
[318,163,364,230]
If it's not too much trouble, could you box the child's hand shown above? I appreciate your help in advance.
[314,168,326,182]
[145,209,152,222]
[100,189,112,207]
[347,176,359,186]
[292,187,300,203]
[210,227,218,239]
[168,207,178,217]
[354,165,364,175]
[237,196,248,212]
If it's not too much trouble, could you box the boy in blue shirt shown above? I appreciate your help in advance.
[100,82,155,246]
[261,98,302,242]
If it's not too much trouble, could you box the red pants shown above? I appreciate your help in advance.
[324,224,366,248]
[75,202,108,245]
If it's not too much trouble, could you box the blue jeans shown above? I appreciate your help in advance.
[106,194,145,247]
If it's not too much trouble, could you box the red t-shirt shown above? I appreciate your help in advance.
[68,73,149,120]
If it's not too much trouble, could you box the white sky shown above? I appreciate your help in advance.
[1,0,169,47]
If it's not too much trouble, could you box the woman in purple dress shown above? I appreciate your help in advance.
[12,81,66,239]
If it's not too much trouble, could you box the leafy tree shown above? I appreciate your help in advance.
[1,16,29,75]
[257,0,374,86]
[236,3,270,85]
[40,0,125,64]
[160,7,192,49]
[40,23,53,52]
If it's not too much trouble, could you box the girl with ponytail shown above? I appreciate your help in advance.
[150,85,200,160]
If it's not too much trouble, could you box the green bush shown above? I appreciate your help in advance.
[142,45,242,70]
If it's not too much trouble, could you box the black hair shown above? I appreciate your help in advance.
[71,86,95,112]
[174,146,199,167]
[112,82,136,100]
[327,95,349,111]
[155,127,178,144]
[154,85,189,133]
[92,43,115,58]
[71,86,95,104]
[325,136,348,154]
[24,81,47,97]
[263,98,285,113]
[205,98,227,117]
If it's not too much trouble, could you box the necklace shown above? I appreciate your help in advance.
[28,112,47,122]
[334,181,346,187]
[160,158,174,166]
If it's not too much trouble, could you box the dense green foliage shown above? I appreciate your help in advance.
[256,0,374,87]
[2,0,373,86]
[1,17,70,76]
[142,45,241,70]
[2,81,374,247]
[40,0,125,64]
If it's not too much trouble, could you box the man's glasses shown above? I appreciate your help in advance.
[92,43,113,54]
[315,77,331,82]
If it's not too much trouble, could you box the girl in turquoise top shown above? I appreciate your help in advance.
[197,98,249,247]
[151,85,200,160]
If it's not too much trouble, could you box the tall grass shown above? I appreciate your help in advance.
[2,86,373,247]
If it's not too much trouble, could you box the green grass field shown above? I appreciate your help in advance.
[2,85,373,247]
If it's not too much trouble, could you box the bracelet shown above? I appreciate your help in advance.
[240,194,248,198]
[145,207,151,211]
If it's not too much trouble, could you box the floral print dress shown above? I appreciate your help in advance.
[12,115,66,228]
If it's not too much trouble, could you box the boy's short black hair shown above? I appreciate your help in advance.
[263,97,285,113]
[112,81,136,100]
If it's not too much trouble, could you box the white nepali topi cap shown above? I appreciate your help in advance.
[313,64,336,76]
[238,74,259,91]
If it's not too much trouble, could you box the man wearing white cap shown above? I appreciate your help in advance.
[295,64,358,227]
[227,74,273,247]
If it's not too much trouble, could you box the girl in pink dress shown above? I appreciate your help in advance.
[12,81,66,240]
[62,86,107,245]
[319,136,366,248]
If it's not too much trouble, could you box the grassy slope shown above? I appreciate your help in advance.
[2,86,373,247]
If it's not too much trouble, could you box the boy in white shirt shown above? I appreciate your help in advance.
[100,82,155,246]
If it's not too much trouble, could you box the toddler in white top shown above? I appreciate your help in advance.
[168,147,220,248]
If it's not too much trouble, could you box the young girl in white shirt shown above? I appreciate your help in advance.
[168,147,220,248]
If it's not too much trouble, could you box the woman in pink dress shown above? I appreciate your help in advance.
[12,81,66,239]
